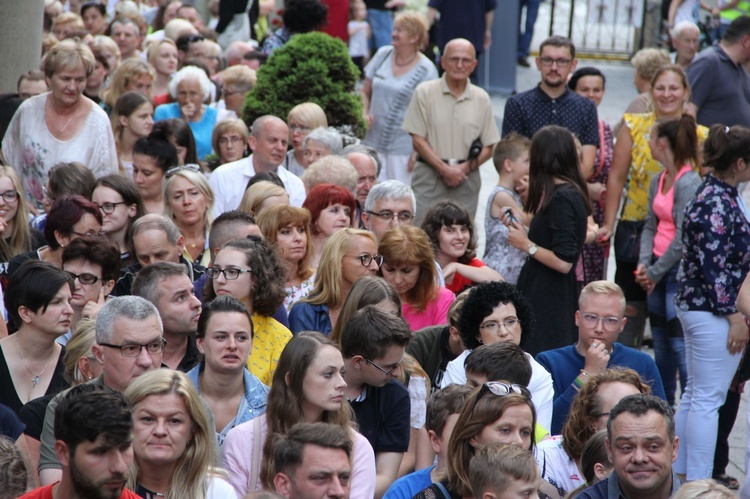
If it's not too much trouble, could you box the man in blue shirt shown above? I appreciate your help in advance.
[537,281,666,434]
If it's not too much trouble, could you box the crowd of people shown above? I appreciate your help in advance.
[1,0,750,498]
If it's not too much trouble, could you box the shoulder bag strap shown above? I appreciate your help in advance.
[249,417,262,490]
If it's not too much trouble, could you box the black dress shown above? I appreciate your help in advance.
[0,347,67,416]
[517,184,587,356]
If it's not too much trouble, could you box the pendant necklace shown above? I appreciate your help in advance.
[15,336,50,386]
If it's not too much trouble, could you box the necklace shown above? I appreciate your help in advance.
[394,51,418,67]
[15,336,50,386]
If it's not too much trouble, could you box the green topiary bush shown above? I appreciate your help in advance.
[242,32,366,138]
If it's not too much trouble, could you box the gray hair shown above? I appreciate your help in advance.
[671,20,700,39]
[110,17,140,37]
[131,262,189,304]
[364,180,416,213]
[168,65,212,100]
[303,127,344,155]
[343,143,381,177]
[301,156,358,195]
[95,296,162,343]
[132,214,182,245]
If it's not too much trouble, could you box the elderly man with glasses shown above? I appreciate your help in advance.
[536,280,667,434]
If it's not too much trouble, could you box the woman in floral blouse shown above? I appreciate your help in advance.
[674,125,750,481]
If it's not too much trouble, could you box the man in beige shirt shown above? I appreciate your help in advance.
[402,38,500,224]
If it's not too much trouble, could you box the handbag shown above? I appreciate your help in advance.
[613,219,646,263]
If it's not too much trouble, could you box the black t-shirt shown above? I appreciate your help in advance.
[350,379,410,453]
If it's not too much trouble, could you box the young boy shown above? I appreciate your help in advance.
[383,384,474,499]
[469,442,541,499]
[483,133,531,284]
[341,305,412,498]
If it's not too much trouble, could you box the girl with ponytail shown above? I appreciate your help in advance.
[636,113,701,407]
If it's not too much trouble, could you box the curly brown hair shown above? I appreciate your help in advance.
[561,367,651,461]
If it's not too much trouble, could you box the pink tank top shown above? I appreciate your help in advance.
[652,165,692,257]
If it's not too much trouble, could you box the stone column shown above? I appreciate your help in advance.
[0,0,45,93]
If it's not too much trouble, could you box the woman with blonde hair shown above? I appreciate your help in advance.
[222,332,376,497]
[256,205,316,311]
[125,369,238,498]
[536,368,651,498]
[111,91,154,177]
[289,229,381,335]
[210,119,250,169]
[361,10,437,183]
[0,166,36,287]
[147,39,178,103]
[285,102,328,176]
[217,65,257,121]
[90,34,121,74]
[100,58,156,112]
[165,166,215,267]
[378,225,455,330]
[239,181,290,217]
[672,479,735,499]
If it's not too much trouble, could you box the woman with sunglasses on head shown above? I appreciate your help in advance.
[133,128,179,215]
[92,174,144,266]
[165,166,215,267]
[535,368,650,499]
[289,229,381,336]
[413,381,536,499]
[222,331,376,497]
[204,236,290,386]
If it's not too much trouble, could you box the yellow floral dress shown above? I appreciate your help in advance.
[246,313,292,385]
[620,112,708,222]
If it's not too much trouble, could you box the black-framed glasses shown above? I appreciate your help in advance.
[99,338,166,357]
[366,210,414,222]
[345,254,384,267]
[97,201,126,214]
[580,313,622,331]
[366,357,402,376]
[65,271,100,285]
[479,317,521,333]
[206,267,252,280]
[539,57,572,67]
[0,190,19,203]
[165,163,201,178]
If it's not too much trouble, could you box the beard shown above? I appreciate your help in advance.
[70,457,127,499]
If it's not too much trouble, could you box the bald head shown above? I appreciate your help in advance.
[441,38,477,84]
[250,115,289,172]
[445,38,476,59]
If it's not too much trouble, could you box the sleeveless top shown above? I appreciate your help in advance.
[483,185,527,284]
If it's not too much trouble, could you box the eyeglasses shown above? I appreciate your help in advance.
[345,253,384,267]
[579,313,622,331]
[206,267,253,280]
[65,271,100,285]
[479,317,521,333]
[99,338,166,357]
[365,210,414,222]
[478,382,531,400]
[0,190,19,203]
[97,201,126,214]
[165,163,201,179]
[289,124,311,133]
[366,357,402,376]
[219,135,245,145]
[539,57,572,67]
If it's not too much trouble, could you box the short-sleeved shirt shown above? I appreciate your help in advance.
[688,44,750,128]
[427,0,497,54]
[350,379,411,453]
[19,483,140,499]
[247,314,292,385]
[445,258,486,294]
[402,77,500,163]
[501,85,599,146]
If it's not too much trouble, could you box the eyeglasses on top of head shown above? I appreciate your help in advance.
[165,163,202,179]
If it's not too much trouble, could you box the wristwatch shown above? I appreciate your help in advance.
[527,243,538,256]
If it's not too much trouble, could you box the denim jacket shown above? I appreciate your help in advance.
[288,301,332,336]
[186,364,269,447]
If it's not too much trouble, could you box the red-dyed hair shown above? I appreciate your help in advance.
[302,183,357,235]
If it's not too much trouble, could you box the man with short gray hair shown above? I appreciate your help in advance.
[37,296,164,485]
[210,115,306,215]
[362,180,416,241]
[344,144,380,207]
[670,21,700,69]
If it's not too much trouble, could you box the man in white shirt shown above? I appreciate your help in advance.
[210,115,306,216]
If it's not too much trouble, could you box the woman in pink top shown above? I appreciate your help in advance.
[221,332,376,497]
[377,225,455,331]
[636,114,702,406]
